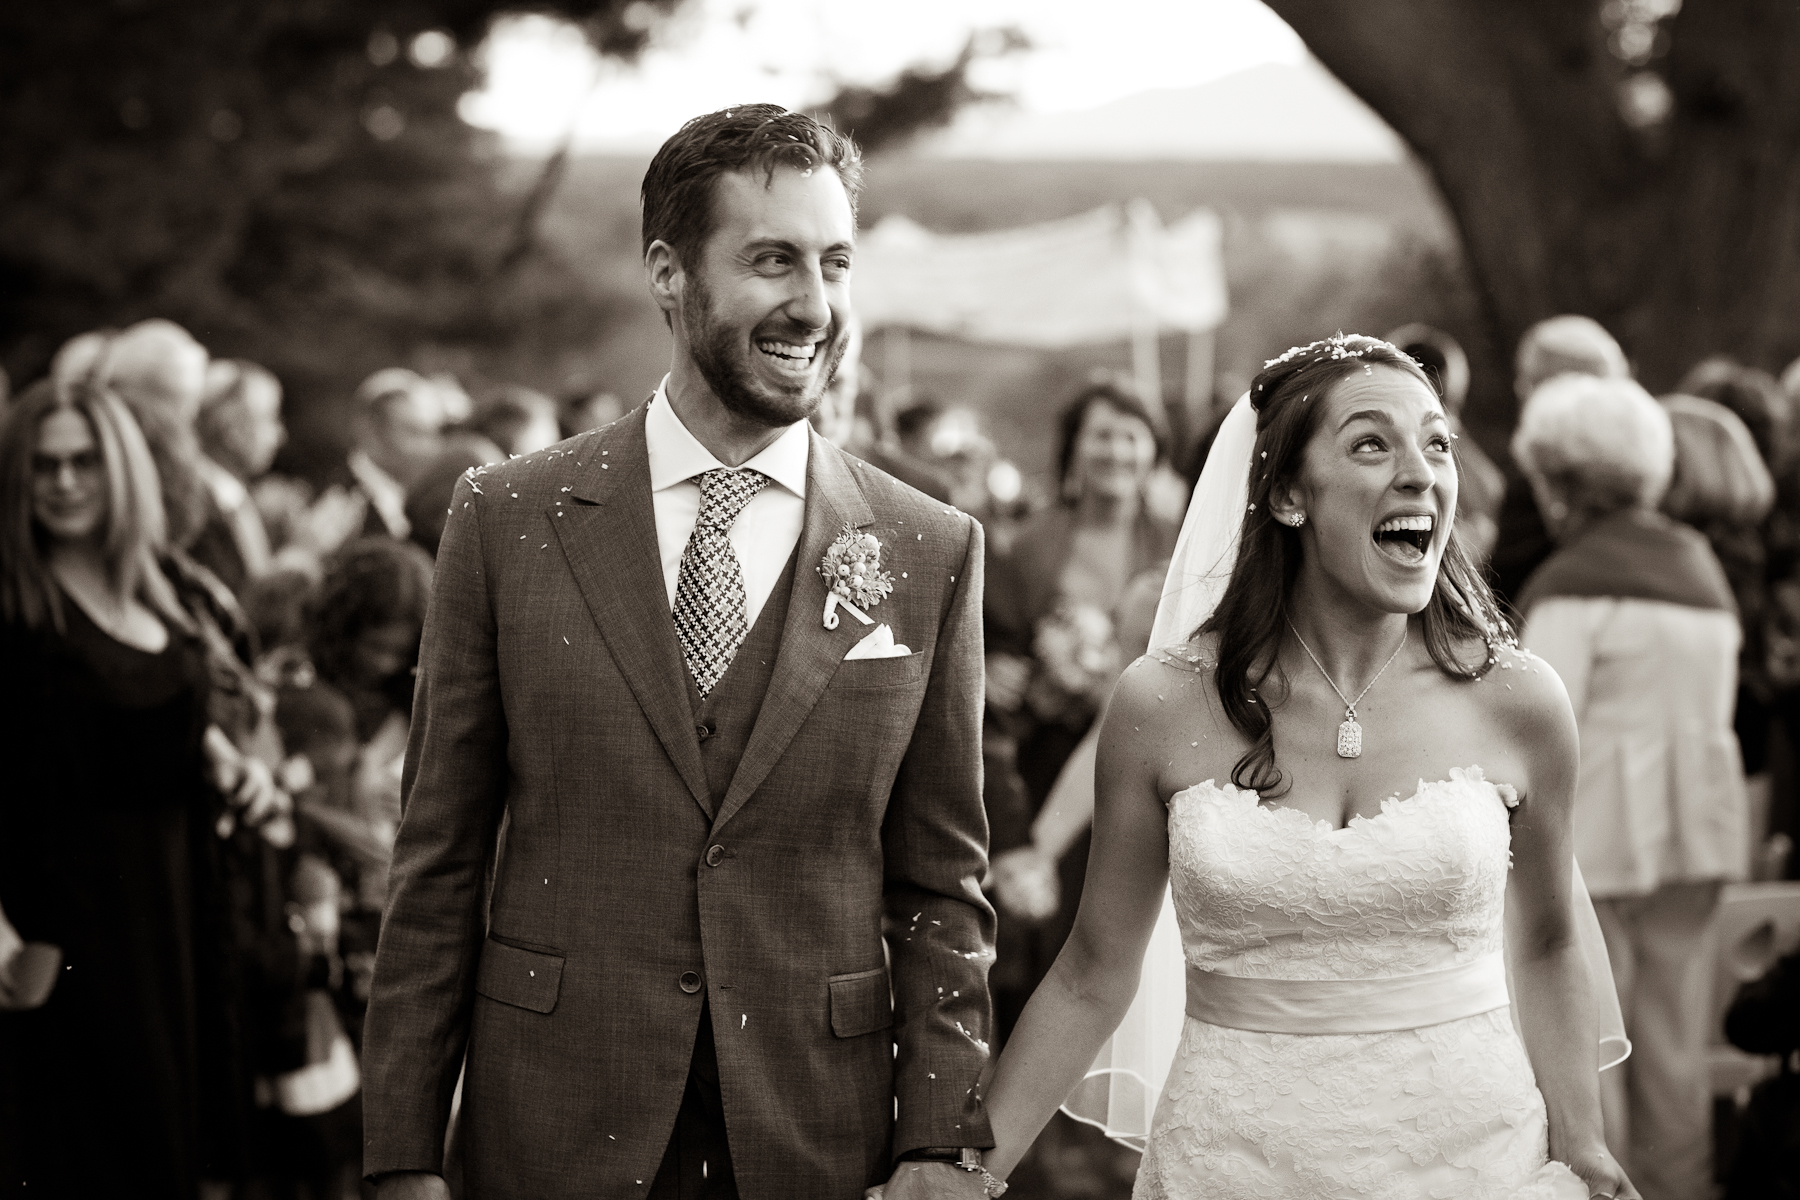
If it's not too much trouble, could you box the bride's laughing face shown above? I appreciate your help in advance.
[1275,364,1457,615]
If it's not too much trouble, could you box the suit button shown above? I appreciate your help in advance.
[695,721,715,741]
[705,844,725,868]
[678,971,702,994]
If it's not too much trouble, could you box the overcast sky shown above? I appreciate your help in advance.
[459,0,1310,150]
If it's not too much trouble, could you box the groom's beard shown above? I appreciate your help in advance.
[684,273,846,429]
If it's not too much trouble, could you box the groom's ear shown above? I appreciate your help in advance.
[645,239,683,325]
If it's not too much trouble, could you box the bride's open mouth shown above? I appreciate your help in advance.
[1373,513,1433,565]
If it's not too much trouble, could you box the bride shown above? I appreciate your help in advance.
[884,334,1638,1199]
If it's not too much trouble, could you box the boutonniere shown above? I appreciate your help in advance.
[820,525,895,629]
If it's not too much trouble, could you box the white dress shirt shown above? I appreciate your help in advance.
[645,380,809,630]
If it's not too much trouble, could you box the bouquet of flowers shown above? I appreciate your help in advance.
[1026,600,1122,725]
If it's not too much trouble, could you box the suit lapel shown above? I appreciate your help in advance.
[551,406,713,818]
[713,431,874,830]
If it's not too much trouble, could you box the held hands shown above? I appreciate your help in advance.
[867,1161,990,1200]
[0,902,59,1011]
[203,725,294,845]
[0,906,18,983]
[0,908,25,1011]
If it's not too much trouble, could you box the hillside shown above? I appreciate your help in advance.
[529,152,1478,488]
[927,61,1406,163]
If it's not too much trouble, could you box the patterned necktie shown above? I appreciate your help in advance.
[673,467,771,698]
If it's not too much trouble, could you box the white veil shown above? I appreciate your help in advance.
[1059,393,1629,1149]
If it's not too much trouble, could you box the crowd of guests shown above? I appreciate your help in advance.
[0,319,617,1199]
[3,309,1799,1198]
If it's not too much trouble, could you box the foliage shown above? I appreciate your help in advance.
[0,0,681,466]
[817,26,1030,156]
[1262,0,1800,422]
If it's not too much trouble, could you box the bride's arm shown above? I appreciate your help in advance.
[978,658,1184,1178]
[1500,650,1637,1197]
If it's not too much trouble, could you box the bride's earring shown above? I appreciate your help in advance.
[1286,513,1306,528]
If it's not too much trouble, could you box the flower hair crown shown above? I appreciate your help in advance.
[1262,330,1400,371]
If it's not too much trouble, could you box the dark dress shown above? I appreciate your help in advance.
[0,597,235,1199]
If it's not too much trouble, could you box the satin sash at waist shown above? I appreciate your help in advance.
[1185,952,1509,1035]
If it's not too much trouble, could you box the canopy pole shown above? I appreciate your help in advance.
[1131,319,1162,422]
[1174,327,1217,465]
[883,326,912,401]
[1185,327,1215,413]
[1125,199,1166,423]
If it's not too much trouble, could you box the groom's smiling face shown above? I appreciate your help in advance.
[675,165,855,429]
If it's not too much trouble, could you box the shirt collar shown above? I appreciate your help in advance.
[346,448,404,507]
[645,376,809,499]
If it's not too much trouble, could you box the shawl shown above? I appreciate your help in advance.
[1515,507,1735,616]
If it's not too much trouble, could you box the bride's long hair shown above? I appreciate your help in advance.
[1201,335,1509,796]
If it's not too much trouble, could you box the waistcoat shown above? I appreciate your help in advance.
[687,550,798,809]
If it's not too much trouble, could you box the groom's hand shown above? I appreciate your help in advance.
[871,1161,989,1199]
[373,1171,450,1200]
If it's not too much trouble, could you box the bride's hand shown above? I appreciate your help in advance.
[1568,1145,1638,1199]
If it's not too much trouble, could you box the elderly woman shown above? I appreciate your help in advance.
[1514,374,1750,1200]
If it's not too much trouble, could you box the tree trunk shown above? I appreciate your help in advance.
[1263,0,1800,428]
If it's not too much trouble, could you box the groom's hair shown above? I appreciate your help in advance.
[641,105,864,270]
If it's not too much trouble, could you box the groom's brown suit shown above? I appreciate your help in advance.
[361,404,996,1199]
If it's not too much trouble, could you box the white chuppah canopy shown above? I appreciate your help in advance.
[850,201,1227,415]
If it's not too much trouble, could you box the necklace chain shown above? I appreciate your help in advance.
[1286,617,1408,721]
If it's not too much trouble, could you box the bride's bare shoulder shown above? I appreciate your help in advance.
[1462,640,1578,750]
[1108,633,1223,730]
[1142,631,1222,676]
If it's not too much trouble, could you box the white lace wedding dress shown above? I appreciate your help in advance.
[1134,766,1588,1200]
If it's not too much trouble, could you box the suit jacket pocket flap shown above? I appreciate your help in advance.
[475,938,565,1014]
[828,967,893,1038]
[829,653,927,689]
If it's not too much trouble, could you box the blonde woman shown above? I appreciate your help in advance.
[0,364,276,1195]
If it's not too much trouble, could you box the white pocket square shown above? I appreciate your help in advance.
[843,623,912,660]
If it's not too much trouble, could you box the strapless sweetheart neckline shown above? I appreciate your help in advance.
[1172,764,1517,835]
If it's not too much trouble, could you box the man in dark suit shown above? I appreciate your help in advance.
[362,106,997,1200]
[338,368,445,543]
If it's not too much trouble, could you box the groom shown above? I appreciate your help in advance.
[361,105,997,1200]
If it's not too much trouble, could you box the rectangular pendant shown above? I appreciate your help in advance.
[1336,719,1363,759]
